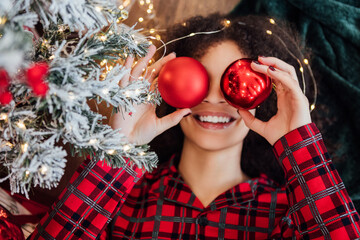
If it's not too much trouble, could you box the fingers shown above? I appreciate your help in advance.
[156,108,191,135]
[130,45,156,80]
[258,56,298,80]
[251,60,302,95]
[237,108,265,135]
[119,55,134,87]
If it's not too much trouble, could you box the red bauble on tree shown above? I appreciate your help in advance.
[0,69,10,92]
[0,69,12,105]
[32,81,49,97]
[220,59,272,110]
[0,91,13,105]
[158,57,209,108]
[26,62,49,97]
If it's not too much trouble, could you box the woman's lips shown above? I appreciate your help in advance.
[192,112,236,130]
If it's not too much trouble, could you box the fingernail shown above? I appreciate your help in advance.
[171,52,176,57]
[184,112,191,117]
[253,60,261,65]
[269,66,276,71]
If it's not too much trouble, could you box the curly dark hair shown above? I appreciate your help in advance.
[150,13,316,185]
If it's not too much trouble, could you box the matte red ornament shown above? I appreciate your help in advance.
[32,81,49,97]
[0,69,10,92]
[220,59,272,110]
[26,62,49,87]
[0,91,13,105]
[158,57,209,108]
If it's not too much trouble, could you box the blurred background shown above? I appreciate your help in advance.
[119,0,239,35]
[121,0,239,28]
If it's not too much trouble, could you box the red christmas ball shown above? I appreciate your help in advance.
[0,91,13,105]
[0,69,10,92]
[158,57,209,108]
[220,59,272,110]
[26,62,49,87]
[32,81,49,97]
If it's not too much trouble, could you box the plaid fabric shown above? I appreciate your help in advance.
[30,124,360,239]
[29,159,144,240]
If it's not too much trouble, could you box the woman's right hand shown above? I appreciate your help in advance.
[109,45,191,145]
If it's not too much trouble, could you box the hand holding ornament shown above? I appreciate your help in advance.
[237,56,312,145]
[109,45,191,145]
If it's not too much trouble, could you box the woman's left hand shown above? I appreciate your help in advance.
[237,56,312,145]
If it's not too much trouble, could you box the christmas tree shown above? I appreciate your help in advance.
[0,0,159,198]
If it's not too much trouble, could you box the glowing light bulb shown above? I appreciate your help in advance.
[139,151,145,156]
[310,104,315,111]
[223,19,231,27]
[39,165,48,176]
[95,6,102,12]
[0,17,7,25]
[299,67,304,73]
[17,121,26,129]
[100,59,107,66]
[123,145,131,152]
[269,18,275,24]
[0,113,8,121]
[147,9,152,14]
[107,149,116,155]
[303,59,309,65]
[100,35,107,42]
[4,142,13,148]
[266,30,272,35]
[21,143,29,152]
[139,0,145,5]
[138,17,144,22]
[89,139,98,145]
[102,88,109,95]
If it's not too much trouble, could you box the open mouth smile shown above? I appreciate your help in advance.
[193,113,236,130]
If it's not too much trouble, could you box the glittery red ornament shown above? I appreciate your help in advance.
[26,62,49,87]
[0,91,13,105]
[220,59,272,110]
[158,57,209,108]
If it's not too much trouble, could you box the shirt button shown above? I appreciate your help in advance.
[198,215,209,226]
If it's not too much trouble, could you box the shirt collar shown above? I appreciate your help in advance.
[162,155,266,212]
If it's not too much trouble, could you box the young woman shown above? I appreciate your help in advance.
[30,14,360,239]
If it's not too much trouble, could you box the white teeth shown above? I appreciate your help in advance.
[199,115,231,123]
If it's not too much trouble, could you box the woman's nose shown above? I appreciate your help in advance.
[202,79,227,104]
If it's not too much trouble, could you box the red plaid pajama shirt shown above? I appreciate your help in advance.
[30,123,360,239]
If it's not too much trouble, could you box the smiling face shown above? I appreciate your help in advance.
[180,40,255,152]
